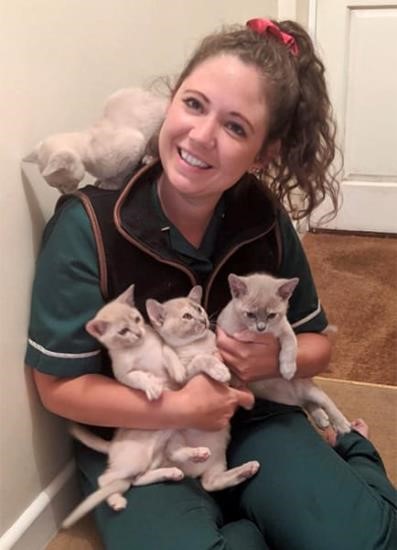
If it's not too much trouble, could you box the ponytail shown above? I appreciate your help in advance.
[265,20,341,220]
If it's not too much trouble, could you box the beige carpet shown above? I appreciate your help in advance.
[46,516,103,550]
[302,231,397,386]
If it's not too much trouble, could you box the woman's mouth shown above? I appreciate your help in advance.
[178,148,212,169]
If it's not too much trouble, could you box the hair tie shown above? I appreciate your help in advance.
[246,18,299,56]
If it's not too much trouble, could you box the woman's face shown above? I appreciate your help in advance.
[158,55,269,203]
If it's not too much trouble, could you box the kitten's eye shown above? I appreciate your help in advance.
[183,313,193,320]
[245,312,256,319]
[267,313,277,320]
[134,316,141,323]
[118,327,130,336]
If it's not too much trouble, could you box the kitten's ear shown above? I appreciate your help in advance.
[278,277,299,300]
[116,284,135,306]
[228,274,248,298]
[86,319,109,339]
[42,151,84,180]
[23,145,40,163]
[188,285,202,304]
[146,299,166,327]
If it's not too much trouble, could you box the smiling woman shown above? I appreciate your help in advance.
[26,18,396,550]
[157,55,268,247]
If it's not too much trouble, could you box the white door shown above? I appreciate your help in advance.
[309,0,397,233]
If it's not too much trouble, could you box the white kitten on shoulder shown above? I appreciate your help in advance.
[24,87,168,193]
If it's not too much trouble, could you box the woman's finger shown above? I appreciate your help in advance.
[233,330,276,344]
[231,386,255,410]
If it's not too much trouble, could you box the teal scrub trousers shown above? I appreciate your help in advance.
[75,402,397,550]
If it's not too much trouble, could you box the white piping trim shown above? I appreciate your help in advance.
[0,461,76,550]
[291,301,322,329]
[28,338,101,359]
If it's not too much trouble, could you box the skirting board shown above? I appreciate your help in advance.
[0,461,80,550]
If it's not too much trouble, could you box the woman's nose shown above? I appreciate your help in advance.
[189,116,217,147]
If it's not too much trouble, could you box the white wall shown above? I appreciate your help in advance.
[0,0,278,547]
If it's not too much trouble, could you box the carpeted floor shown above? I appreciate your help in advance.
[302,231,397,386]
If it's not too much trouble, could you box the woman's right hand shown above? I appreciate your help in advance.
[175,374,254,431]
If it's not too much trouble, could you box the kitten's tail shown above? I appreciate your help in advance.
[69,423,110,454]
[62,479,131,529]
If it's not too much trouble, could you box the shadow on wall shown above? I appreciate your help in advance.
[21,164,81,526]
[24,366,78,524]
[21,165,47,259]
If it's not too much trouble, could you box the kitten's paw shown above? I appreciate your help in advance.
[108,494,127,511]
[207,363,231,383]
[171,369,186,385]
[311,409,330,430]
[332,418,351,435]
[144,380,164,400]
[190,447,211,463]
[168,467,185,481]
[237,460,260,481]
[279,361,297,380]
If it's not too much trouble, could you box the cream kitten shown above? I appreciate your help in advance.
[63,285,187,528]
[146,286,259,492]
[218,273,351,435]
[63,286,258,528]
[25,87,167,193]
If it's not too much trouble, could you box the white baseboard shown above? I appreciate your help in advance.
[0,460,80,550]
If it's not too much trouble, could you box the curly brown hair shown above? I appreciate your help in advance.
[171,21,341,220]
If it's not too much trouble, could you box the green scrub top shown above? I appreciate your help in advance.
[25,184,327,378]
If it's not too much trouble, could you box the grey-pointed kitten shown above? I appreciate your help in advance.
[218,273,351,435]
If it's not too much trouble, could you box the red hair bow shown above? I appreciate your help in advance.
[246,18,299,56]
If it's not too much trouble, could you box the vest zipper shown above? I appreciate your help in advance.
[115,223,198,287]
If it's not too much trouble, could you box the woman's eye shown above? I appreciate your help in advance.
[183,313,193,320]
[183,97,202,111]
[118,327,130,336]
[226,121,246,137]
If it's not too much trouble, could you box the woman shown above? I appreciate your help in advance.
[26,18,396,550]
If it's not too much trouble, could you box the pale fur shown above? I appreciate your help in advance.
[146,286,259,492]
[63,284,186,528]
[63,286,259,529]
[25,87,168,193]
[218,273,351,435]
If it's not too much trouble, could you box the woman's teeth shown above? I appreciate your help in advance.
[180,148,210,169]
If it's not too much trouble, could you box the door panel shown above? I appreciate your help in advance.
[310,1,397,233]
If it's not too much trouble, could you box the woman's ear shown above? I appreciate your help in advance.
[252,139,281,170]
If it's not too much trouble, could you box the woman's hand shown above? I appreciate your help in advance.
[216,327,281,382]
[176,373,254,431]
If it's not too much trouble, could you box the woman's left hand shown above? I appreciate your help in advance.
[216,327,281,382]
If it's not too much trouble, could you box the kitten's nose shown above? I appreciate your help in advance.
[256,322,267,332]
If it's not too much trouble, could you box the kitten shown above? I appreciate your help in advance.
[217,273,351,435]
[63,284,187,528]
[146,286,259,492]
[63,286,258,528]
[25,87,167,193]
